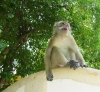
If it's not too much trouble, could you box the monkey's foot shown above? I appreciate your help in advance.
[47,75,53,81]
[69,60,80,70]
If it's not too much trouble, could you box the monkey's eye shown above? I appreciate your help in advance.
[61,22,65,25]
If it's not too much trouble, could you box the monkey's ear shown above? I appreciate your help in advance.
[69,27,72,32]
[53,21,59,27]
[68,23,72,32]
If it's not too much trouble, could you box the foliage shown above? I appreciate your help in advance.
[0,0,100,91]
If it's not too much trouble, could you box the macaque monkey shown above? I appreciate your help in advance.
[44,21,87,81]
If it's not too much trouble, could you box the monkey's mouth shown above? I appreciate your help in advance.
[62,27,67,30]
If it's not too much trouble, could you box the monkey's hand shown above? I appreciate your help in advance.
[46,73,53,81]
[80,63,88,68]
[69,60,80,70]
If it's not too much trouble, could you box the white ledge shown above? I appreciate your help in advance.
[3,67,100,92]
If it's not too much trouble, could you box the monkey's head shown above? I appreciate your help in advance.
[53,21,72,36]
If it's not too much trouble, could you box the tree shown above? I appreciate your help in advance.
[0,0,100,91]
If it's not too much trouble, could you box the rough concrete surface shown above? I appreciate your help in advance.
[3,67,100,92]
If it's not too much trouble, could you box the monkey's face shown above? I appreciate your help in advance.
[54,21,71,36]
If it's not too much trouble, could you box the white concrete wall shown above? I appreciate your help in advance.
[3,67,100,92]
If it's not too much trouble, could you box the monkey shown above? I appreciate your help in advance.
[44,21,87,81]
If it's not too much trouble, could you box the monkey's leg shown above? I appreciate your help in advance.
[46,46,68,81]
[44,54,53,81]
[69,50,81,69]
[69,49,76,60]
[51,46,69,68]
[45,59,53,81]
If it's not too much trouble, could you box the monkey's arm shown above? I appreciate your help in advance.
[69,36,87,67]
